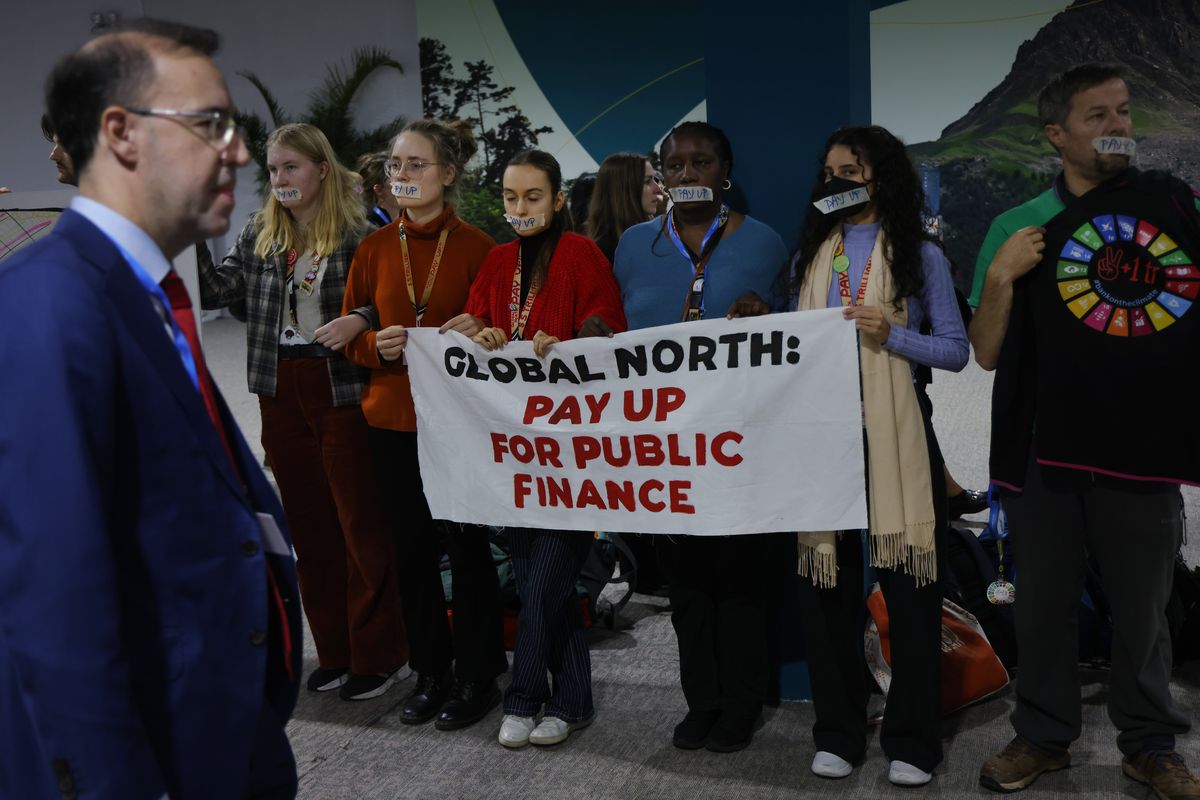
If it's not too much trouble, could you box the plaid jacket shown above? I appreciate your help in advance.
[198,215,369,406]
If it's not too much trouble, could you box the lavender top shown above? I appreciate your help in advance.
[810,221,968,372]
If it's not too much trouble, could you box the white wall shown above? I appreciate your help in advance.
[1,0,422,247]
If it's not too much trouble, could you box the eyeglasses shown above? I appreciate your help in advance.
[386,160,441,178]
[125,107,240,148]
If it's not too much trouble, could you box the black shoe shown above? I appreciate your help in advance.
[672,709,720,750]
[948,488,988,519]
[705,714,757,753]
[400,672,453,724]
[434,679,501,731]
[306,666,348,692]
[339,667,407,701]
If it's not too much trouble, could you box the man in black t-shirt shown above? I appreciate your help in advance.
[971,63,1198,799]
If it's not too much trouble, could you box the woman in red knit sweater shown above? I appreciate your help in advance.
[330,119,509,732]
[442,149,626,749]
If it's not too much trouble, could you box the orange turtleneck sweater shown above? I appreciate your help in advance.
[341,204,495,431]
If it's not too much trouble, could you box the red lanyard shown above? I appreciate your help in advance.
[400,223,449,326]
[834,239,872,307]
[508,246,539,341]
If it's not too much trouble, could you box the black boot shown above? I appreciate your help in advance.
[434,679,501,731]
[672,709,720,750]
[400,672,452,725]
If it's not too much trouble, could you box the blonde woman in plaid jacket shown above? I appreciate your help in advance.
[199,123,409,702]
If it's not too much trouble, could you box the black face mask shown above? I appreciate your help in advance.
[811,176,871,220]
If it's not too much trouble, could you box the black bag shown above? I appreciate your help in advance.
[1167,554,1200,666]
[577,533,638,629]
[943,526,1018,669]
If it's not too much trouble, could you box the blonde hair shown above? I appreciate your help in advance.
[254,123,366,259]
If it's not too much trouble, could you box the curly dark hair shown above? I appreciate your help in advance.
[790,126,931,308]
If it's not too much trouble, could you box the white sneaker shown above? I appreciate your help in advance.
[498,714,538,749]
[528,714,594,746]
[812,751,853,779]
[393,664,414,683]
[889,760,933,786]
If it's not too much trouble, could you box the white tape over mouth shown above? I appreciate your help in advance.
[812,186,871,215]
[273,187,302,202]
[505,213,546,232]
[1093,136,1136,157]
[392,182,422,199]
[668,186,714,203]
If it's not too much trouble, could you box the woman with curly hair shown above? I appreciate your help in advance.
[786,125,967,786]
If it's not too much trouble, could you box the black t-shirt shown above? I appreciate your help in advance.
[990,168,1200,489]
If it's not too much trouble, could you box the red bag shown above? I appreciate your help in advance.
[864,583,1009,715]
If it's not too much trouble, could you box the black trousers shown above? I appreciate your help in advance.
[668,534,770,723]
[1005,461,1188,755]
[368,428,507,682]
[795,405,948,773]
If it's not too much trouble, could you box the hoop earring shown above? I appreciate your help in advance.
[722,179,732,190]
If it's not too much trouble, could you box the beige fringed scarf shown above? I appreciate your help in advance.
[796,226,937,588]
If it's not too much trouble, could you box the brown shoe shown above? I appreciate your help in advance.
[980,737,1070,792]
[1122,751,1200,799]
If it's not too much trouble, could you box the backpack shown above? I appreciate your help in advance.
[576,532,639,629]
[1167,554,1200,666]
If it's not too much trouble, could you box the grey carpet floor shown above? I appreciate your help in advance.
[201,316,1200,800]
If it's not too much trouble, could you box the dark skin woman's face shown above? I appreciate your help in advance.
[661,132,729,199]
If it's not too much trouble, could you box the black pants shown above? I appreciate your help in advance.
[368,428,507,682]
[795,405,948,773]
[668,534,770,723]
[1005,461,1188,755]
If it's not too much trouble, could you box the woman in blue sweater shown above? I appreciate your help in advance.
[613,122,788,754]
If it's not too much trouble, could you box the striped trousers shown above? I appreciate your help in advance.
[504,528,594,722]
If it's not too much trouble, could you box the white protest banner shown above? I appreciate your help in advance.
[405,308,866,535]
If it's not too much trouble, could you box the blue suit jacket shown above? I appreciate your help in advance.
[0,210,302,799]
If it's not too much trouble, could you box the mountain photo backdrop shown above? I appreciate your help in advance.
[896,0,1200,293]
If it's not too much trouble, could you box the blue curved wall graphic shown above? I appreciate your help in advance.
[495,2,705,161]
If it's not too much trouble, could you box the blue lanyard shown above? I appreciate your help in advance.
[372,207,391,226]
[665,203,728,319]
[666,203,728,266]
[116,244,201,391]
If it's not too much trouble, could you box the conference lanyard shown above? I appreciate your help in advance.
[400,222,449,326]
[284,248,323,332]
[666,203,729,321]
[117,244,200,390]
[834,238,873,307]
[508,245,539,341]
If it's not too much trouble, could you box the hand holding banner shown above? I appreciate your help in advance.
[405,308,867,535]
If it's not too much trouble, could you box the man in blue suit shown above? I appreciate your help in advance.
[0,19,302,799]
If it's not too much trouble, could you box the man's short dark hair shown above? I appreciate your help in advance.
[44,18,220,176]
[40,113,55,143]
[1037,63,1126,128]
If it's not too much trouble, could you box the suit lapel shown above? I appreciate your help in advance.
[58,212,251,505]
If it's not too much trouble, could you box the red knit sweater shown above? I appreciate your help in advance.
[465,231,627,341]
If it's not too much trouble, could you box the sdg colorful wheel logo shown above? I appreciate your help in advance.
[1056,215,1198,336]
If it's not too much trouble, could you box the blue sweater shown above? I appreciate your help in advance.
[613,214,788,331]
[813,221,968,372]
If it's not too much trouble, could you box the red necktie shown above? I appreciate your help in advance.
[159,271,235,465]
[159,270,294,681]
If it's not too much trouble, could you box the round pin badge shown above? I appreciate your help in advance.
[833,255,850,273]
[986,580,1015,605]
